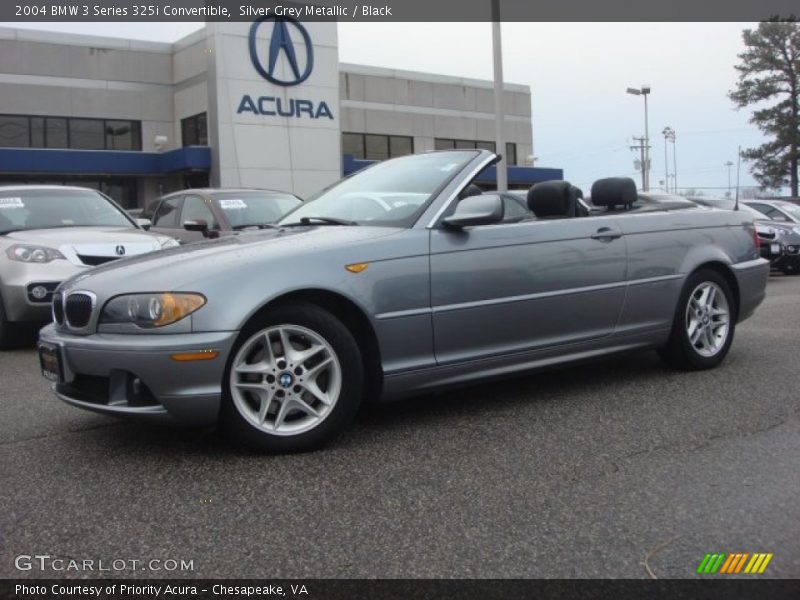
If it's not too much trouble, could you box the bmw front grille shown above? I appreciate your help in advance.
[64,292,96,329]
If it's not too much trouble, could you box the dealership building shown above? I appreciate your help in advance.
[0,22,561,208]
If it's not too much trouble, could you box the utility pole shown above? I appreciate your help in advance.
[627,85,651,191]
[491,0,507,192]
[725,160,734,198]
[662,126,675,193]
[630,136,649,191]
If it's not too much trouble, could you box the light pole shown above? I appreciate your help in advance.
[662,126,674,193]
[725,160,734,198]
[491,0,507,192]
[627,85,651,191]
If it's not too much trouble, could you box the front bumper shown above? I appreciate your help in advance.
[39,324,238,426]
[1,259,86,323]
[731,258,770,322]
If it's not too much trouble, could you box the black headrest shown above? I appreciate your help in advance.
[591,177,637,209]
[527,181,581,218]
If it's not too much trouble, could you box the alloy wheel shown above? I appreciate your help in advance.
[685,281,730,358]
[230,324,342,436]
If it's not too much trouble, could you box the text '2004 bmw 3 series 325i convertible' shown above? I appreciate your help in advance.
[38,150,769,452]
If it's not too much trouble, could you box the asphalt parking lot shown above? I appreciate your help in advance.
[1,276,798,580]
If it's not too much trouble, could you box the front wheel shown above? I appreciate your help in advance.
[220,303,364,453]
[657,270,736,370]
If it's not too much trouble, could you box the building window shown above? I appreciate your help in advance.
[390,135,413,157]
[365,134,389,161]
[434,138,518,165]
[181,113,208,146]
[342,133,414,161]
[45,118,68,148]
[105,120,141,150]
[342,132,365,159]
[69,118,105,150]
[0,114,141,151]
[0,116,30,148]
[30,117,45,147]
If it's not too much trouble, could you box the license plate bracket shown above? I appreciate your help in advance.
[38,342,63,384]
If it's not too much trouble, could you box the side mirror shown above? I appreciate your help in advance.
[136,218,152,230]
[442,194,504,230]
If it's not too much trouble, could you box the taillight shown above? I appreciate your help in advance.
[752,226,760,249]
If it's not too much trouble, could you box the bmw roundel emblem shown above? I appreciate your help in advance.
[115,245,126,256]
[279,372,294,388]
[249,16,314,86]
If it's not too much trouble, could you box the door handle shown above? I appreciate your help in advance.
[590,227,622,241]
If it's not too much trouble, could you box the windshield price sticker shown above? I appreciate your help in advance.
[0,197,24,209]
[219,199,248,210]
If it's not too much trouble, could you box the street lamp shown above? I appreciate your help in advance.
[725,160,734,198]
[662,126,675,193]
[491,0,507,192]
[627,85,651,191]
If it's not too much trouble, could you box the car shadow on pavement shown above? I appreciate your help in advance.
[59,348,671,457]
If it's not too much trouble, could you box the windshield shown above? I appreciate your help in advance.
[279,151,479,227]
[0,188,132,234]
[774,201,800,221]
[215,192,301,228]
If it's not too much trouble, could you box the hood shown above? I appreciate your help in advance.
[61,225,403,293]
[754,219,799,240]
[3,226,176,267]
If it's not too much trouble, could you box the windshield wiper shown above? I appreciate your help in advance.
[231,223,279,230]
[282,216,358,227]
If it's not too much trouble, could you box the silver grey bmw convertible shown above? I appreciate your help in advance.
[39,150,769,452]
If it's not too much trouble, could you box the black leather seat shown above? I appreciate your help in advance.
[527,181,584,219]
[590,177,638,211]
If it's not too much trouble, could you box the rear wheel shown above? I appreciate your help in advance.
[220,303,364,453]
[657,269,735,370]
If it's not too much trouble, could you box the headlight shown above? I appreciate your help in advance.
[160,238,180,249]
[792,226,800,235]
[100,293,206,328]
[6,244,66,263]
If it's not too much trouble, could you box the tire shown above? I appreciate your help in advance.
[657,269,736,370]
[220,302,364,453]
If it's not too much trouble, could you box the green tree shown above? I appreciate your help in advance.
[729,19,800,196]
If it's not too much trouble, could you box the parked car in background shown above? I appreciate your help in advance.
[39,151,768,452]
[689,197,796,272]
[0,185,179,349]
[743,199,800,273]
[141,189,302,244]
[745,199,800,224]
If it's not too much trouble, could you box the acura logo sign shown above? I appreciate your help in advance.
[249,17,314,86]
[115,245,126,256]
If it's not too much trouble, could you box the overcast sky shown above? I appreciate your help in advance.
[10,21,766,193]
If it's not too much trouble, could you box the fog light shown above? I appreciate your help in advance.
[31,285,48,300]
